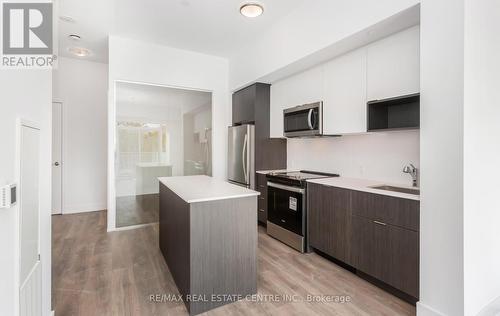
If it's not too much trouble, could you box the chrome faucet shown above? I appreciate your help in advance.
[403,164,418,187]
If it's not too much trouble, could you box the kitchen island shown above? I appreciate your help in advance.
[158,175,259,315]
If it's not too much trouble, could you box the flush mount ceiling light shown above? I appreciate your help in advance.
[68,34,81,41]
[68,46,91,57]
[59,15,76,23]
[240,3,264,18]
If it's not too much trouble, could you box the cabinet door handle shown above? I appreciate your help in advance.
[373,220,387,226]
[259,197,265,200]
[259,209,265,213]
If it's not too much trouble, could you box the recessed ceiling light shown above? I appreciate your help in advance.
[59,15,76,23]
[240,3,264,18]
[68,47,91,57]
[68,34,81,41]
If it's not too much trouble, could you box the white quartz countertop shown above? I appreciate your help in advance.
[307,177,420,201]
[158,175,260,203]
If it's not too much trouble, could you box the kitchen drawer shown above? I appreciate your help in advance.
[256,173,267,223]
[351,190,419,231]
[257,173,267,190]
[258,198,267,223]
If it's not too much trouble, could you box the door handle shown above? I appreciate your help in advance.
[307,109,314,129]
[242,134,248,183]
[373,220,387,226]
[54,162,60,166]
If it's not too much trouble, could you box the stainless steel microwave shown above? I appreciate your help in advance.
[283,101,323,137]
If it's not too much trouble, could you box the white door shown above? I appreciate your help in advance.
[52,102,62,214]
[19,122,42,316]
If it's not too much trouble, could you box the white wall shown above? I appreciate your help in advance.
[0,70,52,315]
[463,0,500,314]
[418,0,464,315]
[229,0,420,89]
[184,105,213,176]
[116,101,184,177]
[53,57,108,213]
[288,131,419,184]
[108,36,230,230]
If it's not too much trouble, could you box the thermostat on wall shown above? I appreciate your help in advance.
[1,183,17,209]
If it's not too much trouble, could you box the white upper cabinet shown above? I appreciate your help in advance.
[322,47,367,134]
[270,66,323,138]
[367,26,420,101]
[269,26,420,136]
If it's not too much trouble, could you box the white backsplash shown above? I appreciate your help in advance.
[287,130,419,185]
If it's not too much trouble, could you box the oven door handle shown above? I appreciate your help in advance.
[267,182,305,194]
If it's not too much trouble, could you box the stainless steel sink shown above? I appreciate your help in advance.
[370,185,420,195]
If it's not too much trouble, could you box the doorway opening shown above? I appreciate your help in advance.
[114,81,212,228]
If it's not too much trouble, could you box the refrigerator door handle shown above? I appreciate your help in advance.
[242,134,248,183]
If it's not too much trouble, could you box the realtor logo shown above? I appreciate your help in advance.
[2,2,52,55]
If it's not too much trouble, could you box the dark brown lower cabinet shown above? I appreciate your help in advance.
[308,183,351,265]
[256,173,267,223]
[307,183,419,301]
[351,214,419,298]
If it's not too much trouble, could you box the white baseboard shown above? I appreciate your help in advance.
[109,222,157,232]
[62,203,107,214]
[417,302,447,316]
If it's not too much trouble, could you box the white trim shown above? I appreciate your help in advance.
[114,79,213,93]
[107,79,215,233]
[52,101,63,216]
[107,84,116,232]
[19,261,40,290]
[62,204,107,214]
[14,118,42,316]
[19,118,41,130]
[109,222,157,232]
[417,302,447,316]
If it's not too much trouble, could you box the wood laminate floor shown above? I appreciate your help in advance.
[52,211,415,316]
[116,194,159,227]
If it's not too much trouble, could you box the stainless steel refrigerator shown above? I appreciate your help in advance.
[227,124,255,189]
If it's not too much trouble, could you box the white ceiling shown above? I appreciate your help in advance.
[57,0,307,63]
[57,0,112,63]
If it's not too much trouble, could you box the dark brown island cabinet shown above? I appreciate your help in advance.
[232,83,287,224]
[307,182,420,303]
[158,176,259,315]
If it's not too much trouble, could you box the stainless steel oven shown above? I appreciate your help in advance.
[267,182,306,252]
[283,102,323,137]
[266,170,339,253]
